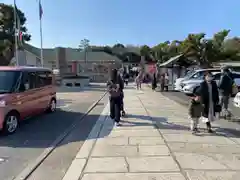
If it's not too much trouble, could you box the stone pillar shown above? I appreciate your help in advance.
[55,47,67,77]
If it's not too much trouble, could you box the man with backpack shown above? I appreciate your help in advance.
[218,67,234,118]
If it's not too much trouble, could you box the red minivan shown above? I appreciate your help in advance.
[0,66,57,134]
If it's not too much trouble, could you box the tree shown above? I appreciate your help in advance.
[79,38,90,51]
[112,43,126,56]
[140,45,151,57]
[112,43,125,49]
[179,33,206,65]
[79,38,90,64]
[178,30,234,66]
[0,3,31,65]
[152,41,171,63]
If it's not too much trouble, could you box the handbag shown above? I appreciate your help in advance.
[232,83,238,95]
[201,116,209,123]
[226,74,238,95]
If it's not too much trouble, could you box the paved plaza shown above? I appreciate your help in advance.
[63,86,240,180]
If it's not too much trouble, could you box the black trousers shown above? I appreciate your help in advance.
[109,96,121,123]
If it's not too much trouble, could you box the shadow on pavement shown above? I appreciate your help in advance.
[2,106,240,150]
[0,109,111,149]
[122,114,240,138]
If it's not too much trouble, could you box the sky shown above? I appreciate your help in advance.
[2,0,240,48]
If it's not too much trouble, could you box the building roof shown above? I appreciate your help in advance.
[158,54,183,67]
[22,44,121,62]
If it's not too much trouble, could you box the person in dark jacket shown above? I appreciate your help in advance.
[188,90,202,133]
[123,73,129,86]
[219,67,234,118]
[160,74,165,91]
[152,73,157,91]
[198,72,219,133]
[107,69,122,126]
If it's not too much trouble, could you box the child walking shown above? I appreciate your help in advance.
[188,91,202,133]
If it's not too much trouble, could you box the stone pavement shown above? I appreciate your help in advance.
[62,86,240,180]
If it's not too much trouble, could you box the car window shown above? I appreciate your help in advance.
[19,72,37,92]
[184,71,196,78]
[0,71,20,93]
[232,73,240,79]
[191,72,200,79]
[209,70,221,73]
[36,71,53,88]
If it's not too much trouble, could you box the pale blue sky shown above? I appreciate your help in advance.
[2,0,240,48]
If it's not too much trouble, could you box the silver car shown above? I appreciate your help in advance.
[181,72,240,96]
[175,68,221,91]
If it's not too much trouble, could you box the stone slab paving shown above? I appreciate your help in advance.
[62,87,240,180]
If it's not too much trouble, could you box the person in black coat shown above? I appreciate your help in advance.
[219,67,234,118]
[152,73,157,91]
[198,71,219,133]
[107,69,122,126]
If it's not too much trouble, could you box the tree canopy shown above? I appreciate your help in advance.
[0,3,31,65]
[141,29,240,67]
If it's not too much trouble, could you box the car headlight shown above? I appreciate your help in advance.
[0,100,6,107]
[184,84,195,89]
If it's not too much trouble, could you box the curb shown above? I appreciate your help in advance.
[62,103,110,180]
[13,91,108,180]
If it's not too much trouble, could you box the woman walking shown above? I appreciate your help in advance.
[152,73,157,91]
[164,72,169,91]
[160,74,165,91]
[135,73,142,90]
[198,72,220,133]
[107,69,122,126]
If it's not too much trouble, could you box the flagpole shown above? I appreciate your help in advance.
[40,16,43,67]
[13,0,18,66]
[39,0,43,67]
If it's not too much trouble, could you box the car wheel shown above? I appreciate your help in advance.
[3,112,19,135]
[47,98,56,113]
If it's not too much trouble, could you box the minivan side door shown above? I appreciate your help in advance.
[14,71,38,119]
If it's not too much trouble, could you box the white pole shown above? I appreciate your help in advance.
[13,0,18,66]
[39,0,43,67]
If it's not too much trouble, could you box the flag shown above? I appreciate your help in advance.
[17,18,23,45]
[39,0,43,20]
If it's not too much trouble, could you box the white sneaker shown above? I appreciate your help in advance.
[115,122,121,126]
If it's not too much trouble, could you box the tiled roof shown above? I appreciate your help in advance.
[22,44,121,62]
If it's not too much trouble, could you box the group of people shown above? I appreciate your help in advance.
[107,66,235,131]
[188,67,234,133]
[151,72,169,91]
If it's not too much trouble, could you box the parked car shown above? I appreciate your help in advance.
[174,68,221,91]
[181,71,240,96]
[0,66,57,134]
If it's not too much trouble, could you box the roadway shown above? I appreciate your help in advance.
[0,85,108,180]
